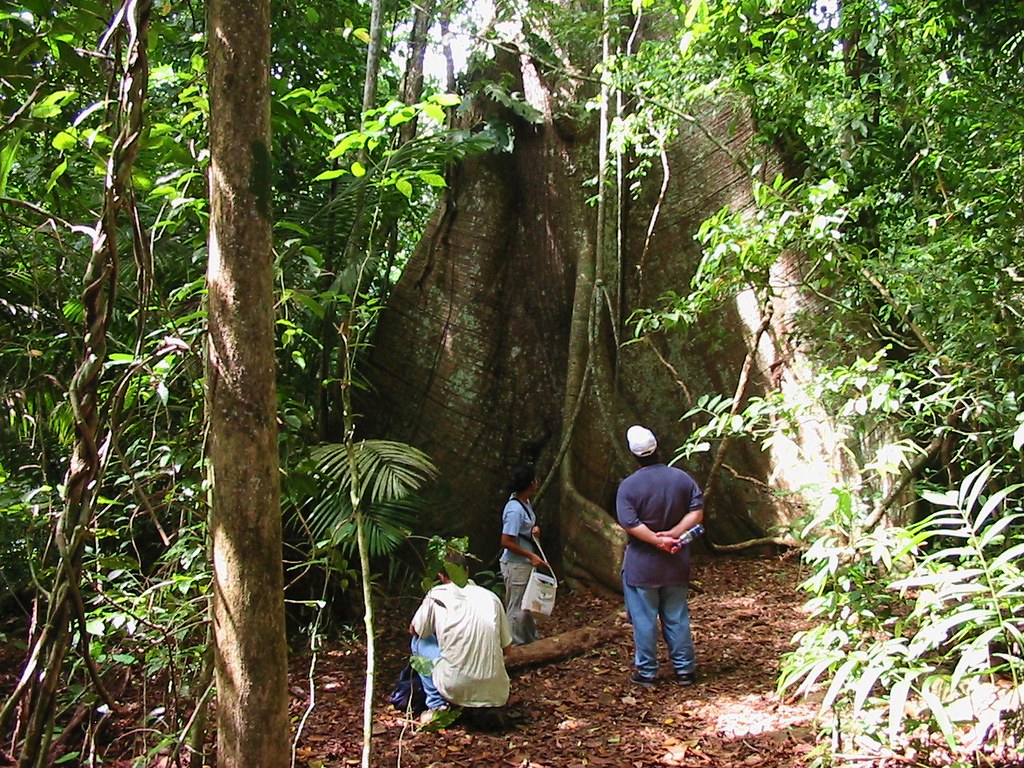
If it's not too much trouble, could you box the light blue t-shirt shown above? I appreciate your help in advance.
[499,497,536,564]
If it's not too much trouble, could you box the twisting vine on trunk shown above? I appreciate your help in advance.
[0,3,151,766]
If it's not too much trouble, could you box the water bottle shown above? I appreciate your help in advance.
[676,524,705,546]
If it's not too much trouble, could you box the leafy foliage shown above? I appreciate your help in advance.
[609,0,1024,762]
[0,0,501,760]
[781,465,1024,764]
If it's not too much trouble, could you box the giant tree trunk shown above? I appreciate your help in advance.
[360,23,842,592]
[360,46,591,569]
[206,1,289,764]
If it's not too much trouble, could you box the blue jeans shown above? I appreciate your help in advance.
[622,578,696,679]
[410,634,447,709]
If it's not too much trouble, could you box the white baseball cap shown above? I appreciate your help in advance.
[626,425,657,457]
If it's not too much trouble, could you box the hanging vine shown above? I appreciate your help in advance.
[0,3,152,765]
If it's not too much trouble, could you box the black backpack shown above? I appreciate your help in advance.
[387,663,426,714]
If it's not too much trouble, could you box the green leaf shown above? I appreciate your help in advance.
[52,130,77,151]
[990,540,1024,571]
[31,105,62,120]
[820,656,858,711]
[684,0,704,28]
[276,220,311,236]
[422,103,445,123]
[0,130,23,196]
[974,486,1018,532]
[919,678,957,748]
[794,656,838,698]
[419,172,446,188]
[888,673,916,743]
[289,292,326,319]
[302,440,437,553]
[313,168,348,181]
[395,178,413,198]
[45,158,68,194]
[328,131,366,158]
[977,513,1015,548]
[430,93,462,107]
[959,464,992,517]
[851,664,885,715]
[351,161,366,178]
[388,107,416,127]
[410,653,434,676]
[442,560,469,587]
[891,569,984,591]
[950,627,1001,687]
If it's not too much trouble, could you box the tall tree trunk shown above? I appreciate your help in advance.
[205,1,289,765]
[348,1,388,763]
[439,6,457,96]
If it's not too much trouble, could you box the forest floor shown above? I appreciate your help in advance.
[292,553,824,768]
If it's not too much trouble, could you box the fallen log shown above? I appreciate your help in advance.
[505,610,625,671]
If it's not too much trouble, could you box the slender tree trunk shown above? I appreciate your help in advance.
[399,0,435,144]
[206,1,289,765]
[378,0,437,306]
[362,0,385,117]
[439,7,456,96]
[333,2,390,762]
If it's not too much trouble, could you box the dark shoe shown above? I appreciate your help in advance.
[629,672,656,688]
[675,672,697,686]
[461,706,518,732]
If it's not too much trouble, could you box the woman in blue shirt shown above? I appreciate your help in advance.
[498,465,548,645]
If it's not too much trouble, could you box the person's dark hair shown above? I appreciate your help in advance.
[437,549,469,583]
[635,452,660,467]
[506,465,537,495]
[445,550,467,570]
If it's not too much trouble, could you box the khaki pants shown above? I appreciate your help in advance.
[500,560,539,646]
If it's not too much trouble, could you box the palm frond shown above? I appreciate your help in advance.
[300,439,437,556]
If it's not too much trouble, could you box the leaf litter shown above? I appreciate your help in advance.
[292,554,823,767]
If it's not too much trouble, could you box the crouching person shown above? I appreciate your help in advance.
[409,552,512,724]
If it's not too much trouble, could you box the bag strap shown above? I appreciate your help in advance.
[510,497,537,551]
[510,497,556,585]
[527,536,557,587]
[510,497,535,522]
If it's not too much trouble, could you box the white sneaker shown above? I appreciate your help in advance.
[419,705,448,725]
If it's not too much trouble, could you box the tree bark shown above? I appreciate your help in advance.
[505,610,624,670]
[206,0,289,765]
[400,0,436,144]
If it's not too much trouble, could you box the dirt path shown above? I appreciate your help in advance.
[292,554,820,767]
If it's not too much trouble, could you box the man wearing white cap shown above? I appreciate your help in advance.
[616,425,704,688]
